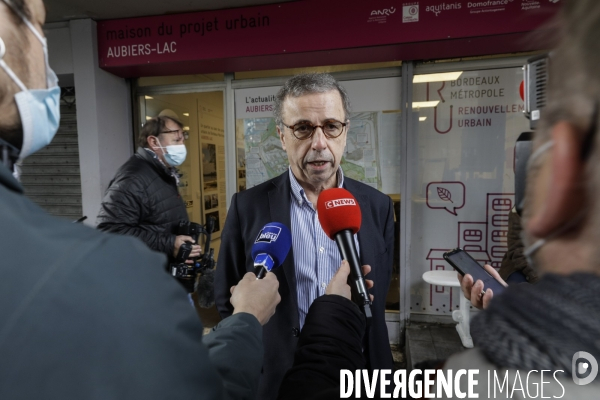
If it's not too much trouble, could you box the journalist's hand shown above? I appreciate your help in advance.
[457,264,507,310]
[326,260,374,302]
[173,235,202,264]
[230,272,281,325]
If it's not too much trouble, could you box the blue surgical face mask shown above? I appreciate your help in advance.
[0,1,60,162]
[153,137,187,166]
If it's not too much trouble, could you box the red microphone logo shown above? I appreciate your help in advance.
[325,198,356,209]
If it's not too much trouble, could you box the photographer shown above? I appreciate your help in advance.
[96,115,202,277]
[0,0,279,398]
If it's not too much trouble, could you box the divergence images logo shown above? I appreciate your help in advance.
[255,226,281,243]
[572,351,598,385]
[371,7,396,16]
[325,198,356,209]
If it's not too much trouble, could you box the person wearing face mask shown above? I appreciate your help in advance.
[0,2,58,169]
[96,115,202,289]
[0,1,283,398]
[441,1,600,397]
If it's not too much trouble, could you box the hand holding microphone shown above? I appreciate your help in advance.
[231,272,281,325]
[326,261,374,301]
[229,222,291,325]
[317,188,373,322]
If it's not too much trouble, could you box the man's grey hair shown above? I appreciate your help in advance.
[273,73,351,128]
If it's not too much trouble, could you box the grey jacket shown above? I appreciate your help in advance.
[0,163,262,400]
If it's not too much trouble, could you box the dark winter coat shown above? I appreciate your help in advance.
[96,147,188,259]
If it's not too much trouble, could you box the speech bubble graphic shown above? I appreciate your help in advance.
[426,181,466,216]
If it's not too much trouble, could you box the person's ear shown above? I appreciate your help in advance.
[278,126,287,151]
[527,121,586,238]
[147,135,159,149]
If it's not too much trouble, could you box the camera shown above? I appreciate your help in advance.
[170,218,217,292]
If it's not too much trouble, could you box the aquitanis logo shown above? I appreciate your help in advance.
[255,225,282,243]
[426,2,462,16]
[325,198,356,209]
[371,7,397,16]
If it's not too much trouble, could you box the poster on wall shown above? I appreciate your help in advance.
[409,67,530,315]
[202,143,217,191]
[198,100,226,237]
[234,78,402,194]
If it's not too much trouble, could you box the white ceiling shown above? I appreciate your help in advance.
[44,0,295,23]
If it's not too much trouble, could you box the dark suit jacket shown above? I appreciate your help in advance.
[215,172,394,400]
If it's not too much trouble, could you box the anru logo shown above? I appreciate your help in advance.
[371,7,396,16]
[325,198,357,209]
[255,226,282,243]
[426,2,462,16]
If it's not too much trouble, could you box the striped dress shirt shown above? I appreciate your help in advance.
[288,168,360,329]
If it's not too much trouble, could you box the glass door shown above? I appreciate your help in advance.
[233,75,403,314]
[139,91,226,256]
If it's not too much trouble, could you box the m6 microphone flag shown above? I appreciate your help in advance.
[251,222,292,279]
[317,188,372,322]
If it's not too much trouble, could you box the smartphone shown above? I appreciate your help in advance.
[443,248,506,296]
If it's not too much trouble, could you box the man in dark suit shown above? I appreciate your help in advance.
[215,73,394,400]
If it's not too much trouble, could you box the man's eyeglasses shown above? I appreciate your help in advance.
[160,129,189,141]
[282,119,347,140]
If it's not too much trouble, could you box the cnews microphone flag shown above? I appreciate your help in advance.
[317,188,372,322]
[316,188,362,239]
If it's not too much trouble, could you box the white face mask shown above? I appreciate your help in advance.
[522,140,554,266]
[0,1,60,162]
[153,137,187,166]
[522,139,586,267]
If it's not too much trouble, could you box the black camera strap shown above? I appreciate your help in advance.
[0,136,19,170]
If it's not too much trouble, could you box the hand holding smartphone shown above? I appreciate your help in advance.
[443,248,506,296]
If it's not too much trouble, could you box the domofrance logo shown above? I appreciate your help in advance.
[572,351,598,385]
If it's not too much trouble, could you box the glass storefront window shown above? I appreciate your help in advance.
[233,76,402,310]
[409,67,530,315]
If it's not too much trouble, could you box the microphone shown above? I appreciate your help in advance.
[317,188,372,322]
[251,222,292,279]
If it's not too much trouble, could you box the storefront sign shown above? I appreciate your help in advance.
[97,0,559,77]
